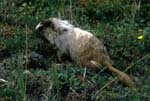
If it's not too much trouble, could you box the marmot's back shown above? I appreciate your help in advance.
[71,32,112,69]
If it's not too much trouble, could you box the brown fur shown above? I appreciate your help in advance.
[35,18,134,87]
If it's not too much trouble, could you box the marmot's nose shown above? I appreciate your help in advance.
[34,23,43,37]
[35,23,43,31]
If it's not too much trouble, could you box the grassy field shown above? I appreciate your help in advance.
[0,0,150,101]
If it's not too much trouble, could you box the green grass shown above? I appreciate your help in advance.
[0,0,150,100]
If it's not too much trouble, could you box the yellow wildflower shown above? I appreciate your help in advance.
[137,35,143,40]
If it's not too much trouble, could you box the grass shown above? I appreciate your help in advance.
[0,0,150,100]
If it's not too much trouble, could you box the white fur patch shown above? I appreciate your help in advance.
[35,22,43,30]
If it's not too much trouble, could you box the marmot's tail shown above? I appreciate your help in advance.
[103,61,134,87]
[88,60,134,87]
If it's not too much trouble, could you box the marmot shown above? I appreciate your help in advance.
[35,18,133,87]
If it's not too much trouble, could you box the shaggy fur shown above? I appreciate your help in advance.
[35,18,133,87]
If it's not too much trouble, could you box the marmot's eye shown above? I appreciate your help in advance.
[62,28,68,32]
[59,28,68,34]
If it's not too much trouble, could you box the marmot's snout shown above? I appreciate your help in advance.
[35,17,72,33]
[35,21,49,31]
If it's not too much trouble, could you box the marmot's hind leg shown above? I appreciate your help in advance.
[85,60,105,71]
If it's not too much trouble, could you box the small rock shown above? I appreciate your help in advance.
[27,52,48,70]
[133,76,142,87]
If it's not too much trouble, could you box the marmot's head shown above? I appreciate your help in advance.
[35,17,74,36]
